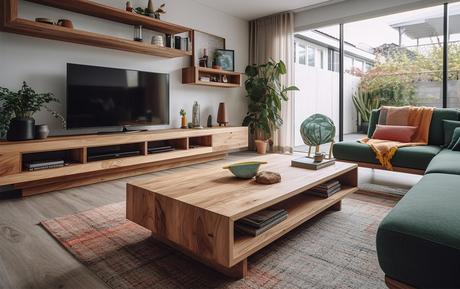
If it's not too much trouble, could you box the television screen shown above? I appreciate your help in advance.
[66,63,169,129]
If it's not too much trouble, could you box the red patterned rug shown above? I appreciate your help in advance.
[41,198,391,289]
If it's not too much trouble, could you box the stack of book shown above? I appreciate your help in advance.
[235,208,288,236]
[307,180,341,198]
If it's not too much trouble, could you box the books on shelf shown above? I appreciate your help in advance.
[307,180,341,198]
[291,157,335,170]
[235,208,288,236]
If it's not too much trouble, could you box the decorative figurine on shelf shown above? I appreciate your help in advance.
[146,0,155,17]
[217,102,228,127]
[199,48,208,68]
[212,50,223,70]
[192,101,203,129]
[153,3,166,19]
[180,109,187,129]
[126,1,133,12]
[134,25,143,42]
[207,115,212,127]
[222,75,228,83]
[300,113,336,159]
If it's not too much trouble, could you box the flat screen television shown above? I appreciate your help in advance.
[66,63,169,129]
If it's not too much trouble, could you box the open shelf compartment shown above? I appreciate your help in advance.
[147,138,187,154]
[21,148,85,171]
[87,143,144,162]
[189,135,212,149]
[231,169,358,264]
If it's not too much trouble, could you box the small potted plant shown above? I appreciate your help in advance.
[180,109,187,129]
[0,82,65,141]
[242,60,299,154]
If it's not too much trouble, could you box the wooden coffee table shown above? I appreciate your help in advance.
[126,154,358,278]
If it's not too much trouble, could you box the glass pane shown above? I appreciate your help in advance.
[294,25,340,153]
[448,2,460,108]
[307,47,315,66]
[344,5,444,139]
[298,43,306,65]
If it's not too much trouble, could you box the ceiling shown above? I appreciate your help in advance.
[194,0,337,20]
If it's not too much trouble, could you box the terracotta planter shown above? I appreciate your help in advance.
[255,139,268,154]
[181,116,187,128]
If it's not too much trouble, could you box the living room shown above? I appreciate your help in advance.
[0,0,459,288]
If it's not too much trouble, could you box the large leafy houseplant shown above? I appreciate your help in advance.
[0,82,65,139]
[242,60,298,152]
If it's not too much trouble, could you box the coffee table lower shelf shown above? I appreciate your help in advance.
[232,186,358,263]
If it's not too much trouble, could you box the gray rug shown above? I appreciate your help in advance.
[41,197,392,289]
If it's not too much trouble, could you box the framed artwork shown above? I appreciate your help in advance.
[216,49,235,71]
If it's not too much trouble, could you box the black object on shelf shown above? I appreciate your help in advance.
[24,160,65,171]
[235,208,288,236]
[87,150,141,162]
[174,36,181,50]
[148,145,175,154]
[7,117,35,141]
[165,34,172,48]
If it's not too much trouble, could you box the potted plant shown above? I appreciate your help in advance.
[242,60,299,154]
[352,88,380,133]
[0,81,65,141]
[180,108,187,129]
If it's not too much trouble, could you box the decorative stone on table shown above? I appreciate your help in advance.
[255,171,281,184]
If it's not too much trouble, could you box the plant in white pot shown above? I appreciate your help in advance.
[242,60,299,154]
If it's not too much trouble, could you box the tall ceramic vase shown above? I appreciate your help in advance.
[217,102,228,127]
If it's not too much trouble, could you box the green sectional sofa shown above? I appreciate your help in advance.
[333,108,460,288]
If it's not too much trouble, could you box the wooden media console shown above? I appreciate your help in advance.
[0,127,248,197]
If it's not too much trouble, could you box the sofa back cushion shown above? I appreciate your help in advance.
[368,108,460,145]
[372,125,417,142]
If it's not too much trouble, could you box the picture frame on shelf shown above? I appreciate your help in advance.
[193,30,226,67]
[216,49,235,71]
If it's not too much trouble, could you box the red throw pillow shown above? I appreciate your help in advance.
[372,125,417,143]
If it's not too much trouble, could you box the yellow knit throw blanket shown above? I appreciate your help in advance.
[359,106,434,170]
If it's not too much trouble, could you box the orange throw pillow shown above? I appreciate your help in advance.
[372,125,417,143]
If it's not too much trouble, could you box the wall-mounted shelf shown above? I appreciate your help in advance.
[182,66,242,88]
[0,0,193,58]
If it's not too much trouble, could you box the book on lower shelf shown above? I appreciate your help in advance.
[306,180,342,198]
[235,208,288,236]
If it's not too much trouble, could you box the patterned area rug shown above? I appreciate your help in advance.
[41,198,392,289]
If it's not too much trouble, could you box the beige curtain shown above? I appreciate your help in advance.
[249,12,295,153]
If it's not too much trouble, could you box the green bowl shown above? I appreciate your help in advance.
[223,161,267,179]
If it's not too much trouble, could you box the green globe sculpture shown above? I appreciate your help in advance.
[300,114,336,157]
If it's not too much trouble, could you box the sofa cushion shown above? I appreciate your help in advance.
[443,120,460,147]
[447,127,460,149]
[333,141,441,170]
[367,108,459,145]
[372,125,417,142]
[377,173,460,288]
[425,149,460,175]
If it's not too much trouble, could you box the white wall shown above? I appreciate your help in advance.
[294,0,451,31]
[294,64,359,147]
[0,0,248,135]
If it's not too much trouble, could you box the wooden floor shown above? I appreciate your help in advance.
[0,152,401,289]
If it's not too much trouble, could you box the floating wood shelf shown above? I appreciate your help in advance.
[0,0,193,58]
[182,66,242,88]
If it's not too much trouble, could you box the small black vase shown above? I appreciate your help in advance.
[6,117,35,141]
[35,124,50,139]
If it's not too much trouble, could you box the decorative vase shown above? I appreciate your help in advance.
[255,140,268,154]
[192,101,203,129]
[34,124,50,139]
[6,117,35,141]
[207,115,212,127]
[181,116,187,129]
[217,102,228,127]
